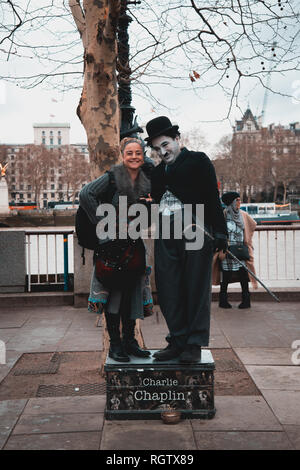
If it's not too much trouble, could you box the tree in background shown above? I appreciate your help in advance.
[214,126,300,203]
[56,146,90,203]
[21,145,55,208]
[180,127,208,152]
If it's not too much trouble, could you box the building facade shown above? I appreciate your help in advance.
[1,123,89,209]
[231,108,300,202]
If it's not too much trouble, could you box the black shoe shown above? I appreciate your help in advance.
[179,345,202,363]
[219,292,232,309]
[108,343,130,362]
[123,339,151,358]
[238,292,251,309]
[153,344,182,361]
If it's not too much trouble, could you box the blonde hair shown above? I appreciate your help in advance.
[120,137,143,155]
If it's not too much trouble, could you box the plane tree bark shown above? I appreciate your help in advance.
[69,0,121,178]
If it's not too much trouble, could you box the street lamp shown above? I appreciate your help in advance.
[117,0,143,139]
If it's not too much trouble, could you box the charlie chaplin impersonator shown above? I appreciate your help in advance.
[145,116,228,363]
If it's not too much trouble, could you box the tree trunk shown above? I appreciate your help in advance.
[283,183,287,204]
[70,0,121,178]
[273,182,278,202]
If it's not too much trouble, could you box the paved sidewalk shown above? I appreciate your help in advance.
[0,300,299,450]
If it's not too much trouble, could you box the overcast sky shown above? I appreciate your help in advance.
[1,73,299,155]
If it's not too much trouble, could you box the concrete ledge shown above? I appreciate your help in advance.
[1,287,300,309]
[211,287,300,302]
[0,292,74,308]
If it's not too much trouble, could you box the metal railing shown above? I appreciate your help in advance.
[25,229,74,292]
[253,225,300,281]
[23,225,300,292]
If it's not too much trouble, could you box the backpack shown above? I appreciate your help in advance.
[75,172,116,263]
[75,206,98,251]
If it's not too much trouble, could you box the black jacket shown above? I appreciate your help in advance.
[151,147,227,238]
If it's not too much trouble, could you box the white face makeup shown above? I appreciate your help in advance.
[151,135,181,165]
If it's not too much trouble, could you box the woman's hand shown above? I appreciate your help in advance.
[139,193,153,206]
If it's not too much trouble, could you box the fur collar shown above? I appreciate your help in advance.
[112,164,151,206]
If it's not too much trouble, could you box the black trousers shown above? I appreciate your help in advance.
[154,222,214,349]
[220,268,249,294]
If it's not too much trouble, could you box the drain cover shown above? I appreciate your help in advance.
[13,362,60,376]
[36,382,106,398]
[13,352,61,376]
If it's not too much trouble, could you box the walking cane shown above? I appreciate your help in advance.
[190,224,281,303]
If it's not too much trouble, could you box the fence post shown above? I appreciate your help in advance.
[63,233,69,291]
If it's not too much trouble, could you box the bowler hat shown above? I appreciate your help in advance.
[222,192,240,206]
[145,116,179,144]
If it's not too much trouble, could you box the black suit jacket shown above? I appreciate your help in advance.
[151,147,227,238]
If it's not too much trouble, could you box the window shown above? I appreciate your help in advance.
[28,185,31,190]
[50,138,53,145]
[43,193,47,198]
[58,138,61,145]
[50,130,53,135]
[42,138,46,145]
[42,131,45,135]
[51,184,55,190]
[19,193,23,200]
[51,193,55,198]
[27,193,31,199]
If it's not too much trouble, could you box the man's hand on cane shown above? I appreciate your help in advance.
[213,237,228,253]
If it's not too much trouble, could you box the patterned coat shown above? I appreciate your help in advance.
[212,210,258,289]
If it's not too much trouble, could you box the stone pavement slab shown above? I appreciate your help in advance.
[0,399,27,449]
[0,350,21,383]
[234,348,294,365]
[100,420,196,450]
[0,311,30,328]
[190,396,282,431]
[207,334,231,349]
[260,391,300,425]
[12,412,104,435]
[193,431,293,450]
[283,425,300,450]
[22,395,106,415]
[4,431,101,450]
[245,365,300,390]
[212,316,289,348]
[56,328,102,352]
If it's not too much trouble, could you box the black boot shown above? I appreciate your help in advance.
[239,270,251,309]
[238,292,251,309]
[122,318,151,358]
[219,292,232,309]
[219,272,232,309]
[105,312,130,362]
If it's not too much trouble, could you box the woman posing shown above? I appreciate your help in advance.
[212,192,258,309]
[79,137,152,362]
